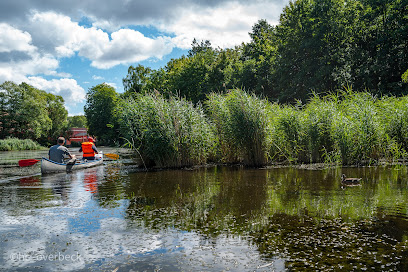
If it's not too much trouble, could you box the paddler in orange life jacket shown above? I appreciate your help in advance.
[79,137,99,160]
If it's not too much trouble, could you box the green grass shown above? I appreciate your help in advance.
[0,137,44,151]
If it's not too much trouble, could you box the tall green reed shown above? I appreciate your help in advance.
[0,137,43,151]
[120,92,215,168]
[206,89,271,166]
[330,91,382,165]
[269,104,303,163]
[375,96,408,162]
[118,88,408,167]
[300,94,335,163]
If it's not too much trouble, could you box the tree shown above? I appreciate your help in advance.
[0,81,52,140]
[44,92,68,143]
[242,19,277,98]
[188,38,212,57]
[67,115,87,128]
[122,64,152,96]
[350,0,408,95]
[84,83,120,145]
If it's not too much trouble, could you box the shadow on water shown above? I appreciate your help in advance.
[1,164,408,271]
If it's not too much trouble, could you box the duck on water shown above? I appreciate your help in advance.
[341,174,362,186]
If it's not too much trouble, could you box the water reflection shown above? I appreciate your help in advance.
[0,165,407,271]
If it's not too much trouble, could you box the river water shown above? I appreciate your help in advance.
[0,149,408,271]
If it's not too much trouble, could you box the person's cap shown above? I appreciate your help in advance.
[88,137,94,142]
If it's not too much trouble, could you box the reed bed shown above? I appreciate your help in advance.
[119,89,408,168]
[269,90,407,165]
[206,89,271,166]
[120,92,215,168]
[0,137,43,151]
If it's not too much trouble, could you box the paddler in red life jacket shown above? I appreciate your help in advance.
[79,137,99,160]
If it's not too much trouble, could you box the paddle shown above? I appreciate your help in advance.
[105,153,119,160]
[18,159,40,167]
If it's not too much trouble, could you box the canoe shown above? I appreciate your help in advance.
[41,157,103,174]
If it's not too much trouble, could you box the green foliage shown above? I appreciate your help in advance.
[114,88,408,167]
[67,115,87,128]
[121,1,408,104]
[301,95,335,163]
[122,64,153,96]
[120,92,215,168]
[329,91,382,165]
[45,92,68,143]
[403,69,408,83]
[206,89,271,166]
[84,83,120,145]
[0,81,67,142]
[0,137,43,151]
[269,104,303,163]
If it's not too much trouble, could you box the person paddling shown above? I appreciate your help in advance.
[49,137,76,163]
[79,137,99,160]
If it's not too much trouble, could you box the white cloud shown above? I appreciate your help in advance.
[0,53,59,82]
[29,11,109,59]
[92,75,104,80]
[0,23,36,53]
[27,77,86,104]
[159,1,283,49]
[90,29,174,69]
[105,82,117,89]
[28,12,174,69]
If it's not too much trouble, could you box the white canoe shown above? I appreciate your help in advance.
[41,157,103,174]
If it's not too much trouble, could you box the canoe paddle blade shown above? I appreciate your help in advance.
[105,153,119,160]
[18,159,40,167]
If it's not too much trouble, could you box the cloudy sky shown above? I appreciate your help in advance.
[0,0,289,115]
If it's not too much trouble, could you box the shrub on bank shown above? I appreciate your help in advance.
[120,92,215,168]
[0,137,44,151]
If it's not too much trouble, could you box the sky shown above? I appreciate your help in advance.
[0,0,289,116]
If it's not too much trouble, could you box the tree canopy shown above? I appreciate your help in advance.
[0,81,68,144]
[67,115,87,128]
[122,0,408,103]
[84,83,120,145]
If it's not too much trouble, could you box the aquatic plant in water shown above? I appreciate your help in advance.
[206,89,271,166]
[120,92,215,168]
[0,137,43,151]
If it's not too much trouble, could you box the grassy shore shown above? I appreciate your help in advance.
[0,137,45,151]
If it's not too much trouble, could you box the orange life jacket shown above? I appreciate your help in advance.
[81,142,95,158]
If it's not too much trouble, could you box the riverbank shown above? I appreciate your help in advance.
[0,137,45,151]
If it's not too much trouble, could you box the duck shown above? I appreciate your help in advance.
[341,174,362,185]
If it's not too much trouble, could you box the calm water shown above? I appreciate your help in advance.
[1,158,408,271]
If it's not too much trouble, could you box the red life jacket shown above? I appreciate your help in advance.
[81,142,95,157]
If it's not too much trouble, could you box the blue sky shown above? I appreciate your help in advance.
[0,0,289,115]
